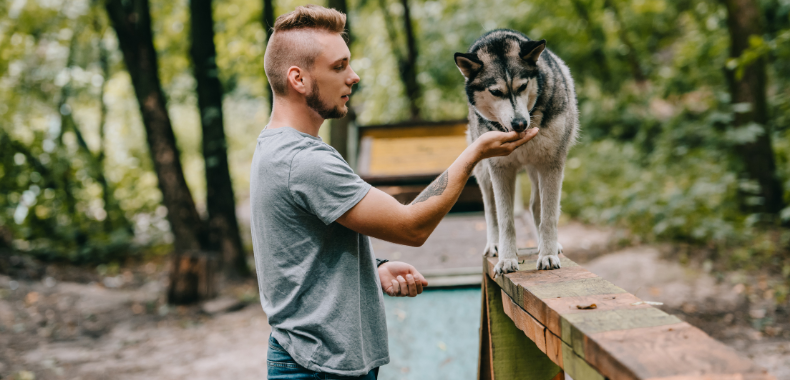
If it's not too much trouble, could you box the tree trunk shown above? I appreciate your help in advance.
[399,0,421,120]
[168,251,218,304]
[603,0,646,85]
[190,0,250,280]
[378,0,421,120]
[569,0,612,85]
[328,0,354,159]
[105,0,213,302]
[263,0,276,109]
[721,0,784,216]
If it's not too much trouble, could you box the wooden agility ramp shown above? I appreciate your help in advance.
[479,249,775,380]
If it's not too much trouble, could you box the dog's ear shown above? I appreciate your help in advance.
[454,53,482,78]
[520,40,546,64]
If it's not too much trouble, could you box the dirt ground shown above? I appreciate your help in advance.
[1,214,788,379]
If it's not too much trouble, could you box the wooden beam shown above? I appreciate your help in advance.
[483,253,777,380]
[483,274,561,380]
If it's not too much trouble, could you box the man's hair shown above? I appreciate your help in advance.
[264,5,346,96]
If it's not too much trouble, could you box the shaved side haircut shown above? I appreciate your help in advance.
[264,5,347,96]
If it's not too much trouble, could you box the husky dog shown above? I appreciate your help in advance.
[455,29,579,275]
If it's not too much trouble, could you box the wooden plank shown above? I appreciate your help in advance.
[485,255,630,337]
[529,277,626,299]
[561,307,683,356]
[479,275,493,380]
[501,289,547,353]
[484,275,561,380]
[545,328,564,368]
[484,252,776,380]
[562,341,605,380]
[585,323,776,380]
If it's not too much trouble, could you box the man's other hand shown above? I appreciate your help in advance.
[378,261,428,297]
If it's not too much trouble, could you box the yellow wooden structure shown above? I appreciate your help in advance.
[356,120,468,178]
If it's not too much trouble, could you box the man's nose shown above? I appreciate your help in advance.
[511,117,528,132]
[348,68,360,86]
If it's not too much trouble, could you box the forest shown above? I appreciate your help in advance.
[1,0,790,302]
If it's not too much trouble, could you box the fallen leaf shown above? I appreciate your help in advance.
[576,303,597,310]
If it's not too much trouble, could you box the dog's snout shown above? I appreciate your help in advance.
[511,118,528,132]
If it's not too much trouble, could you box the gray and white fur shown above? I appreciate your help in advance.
[455,29,579,276]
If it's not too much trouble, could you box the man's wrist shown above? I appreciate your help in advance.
[376,258,389,268]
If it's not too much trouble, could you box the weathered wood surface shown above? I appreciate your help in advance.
[480,275,561,380]
[484,253,776,380]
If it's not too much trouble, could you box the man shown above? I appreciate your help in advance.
[251,5,538,379]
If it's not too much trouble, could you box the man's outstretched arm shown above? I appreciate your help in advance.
[336,128,539,247]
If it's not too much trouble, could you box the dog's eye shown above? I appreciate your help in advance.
[489,89,504,97]
[517,84,528,93]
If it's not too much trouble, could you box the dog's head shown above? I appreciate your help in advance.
[455,32,545,132]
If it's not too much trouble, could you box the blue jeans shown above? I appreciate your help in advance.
[267,335,379,380]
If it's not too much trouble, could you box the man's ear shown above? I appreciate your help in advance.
[286,66,307,95]
[454,53,482,79]
[520,40,546,64]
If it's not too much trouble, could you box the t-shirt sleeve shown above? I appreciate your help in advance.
[289,144,372,225]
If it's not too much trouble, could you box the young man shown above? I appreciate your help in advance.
[251,5,538,379]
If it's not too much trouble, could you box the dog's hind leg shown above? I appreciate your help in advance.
[536,166,564,270]
[475,163,499,257]
[490,166,520,276]
[526,166,541,246]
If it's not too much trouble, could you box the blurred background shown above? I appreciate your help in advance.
[1,0,790,378]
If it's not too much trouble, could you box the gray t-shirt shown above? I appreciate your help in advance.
[250,126,389,376]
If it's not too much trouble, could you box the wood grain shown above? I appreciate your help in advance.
[479,275,493,380]
[502,289,547,353]
[483,275,561,380]
[586,323,776,380]
[482,253,776,380]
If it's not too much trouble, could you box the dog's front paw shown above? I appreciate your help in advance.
[493,258,519,278]
[536,255,561,270]
[483,243,498,257]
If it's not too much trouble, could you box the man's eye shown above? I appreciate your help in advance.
[517,84,528,93]
[489,89,504,97]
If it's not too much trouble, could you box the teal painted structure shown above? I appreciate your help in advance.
[379,287,482,380]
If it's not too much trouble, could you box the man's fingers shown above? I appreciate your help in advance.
[501,131,521,142]
[389,279,400,296]
[503,128,538,149]
[413,272,426,293]
[397,276,408,297]
[406,274,417,297]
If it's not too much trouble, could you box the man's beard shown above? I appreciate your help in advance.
[306,79,347,119]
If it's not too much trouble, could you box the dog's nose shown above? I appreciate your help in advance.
[511,118,528,132]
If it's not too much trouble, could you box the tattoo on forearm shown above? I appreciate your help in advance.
[410,170,449,205]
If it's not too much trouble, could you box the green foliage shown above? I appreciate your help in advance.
[1,0,789,268]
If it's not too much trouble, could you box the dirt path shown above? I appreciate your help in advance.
[1,215,788,379]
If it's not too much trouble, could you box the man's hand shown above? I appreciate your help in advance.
[378,261,428,297]
[473,128,539,160]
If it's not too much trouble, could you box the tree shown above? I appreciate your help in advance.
[105,0,213,303]
[328,0,355,159]
[721,0,785,217]
[378,0,421,120]
[263,0,276,108]
[189,0,250,280]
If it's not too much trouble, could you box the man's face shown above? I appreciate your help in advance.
[305,32,360,119]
